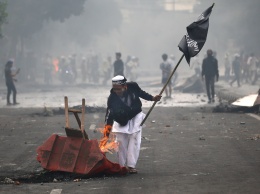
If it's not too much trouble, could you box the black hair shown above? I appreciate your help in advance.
[5,60,13,68]
[162,53,168,61]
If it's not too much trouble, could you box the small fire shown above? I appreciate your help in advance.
[98,127,118,154]
[52,58,59,72]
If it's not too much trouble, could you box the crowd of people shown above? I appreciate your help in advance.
[2,48,259,105]
[190,49,260,103]
[1,51,141,87]
[1,51,142,105]
[224,52,259,87]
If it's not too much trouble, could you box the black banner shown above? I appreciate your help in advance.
[178,4,214,65]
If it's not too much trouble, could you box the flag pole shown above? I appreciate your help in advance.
[140,53,185,126]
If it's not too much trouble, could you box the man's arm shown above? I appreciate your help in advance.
[105,97,114,126]
[152,95,161,101]
[135,83,161,101]
[133,82,154,101]
[11,68,20,77]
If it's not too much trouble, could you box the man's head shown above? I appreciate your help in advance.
[207,49,213,56]
[234,53,240,59]
[116,52,121,60]
[162,54,168,61]
[6,59,14,68]
[112,75,127,96]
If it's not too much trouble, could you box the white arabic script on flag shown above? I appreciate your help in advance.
[186,34,199,52]
[196,13,205,22]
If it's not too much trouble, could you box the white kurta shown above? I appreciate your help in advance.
[112,112,144,134]
[112,112,145,168]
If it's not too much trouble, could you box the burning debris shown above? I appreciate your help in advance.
[36,97,127,179]
[37,134,127,176]
[98,125,119,154]
[3,177,14,184]
[99,135,118,154]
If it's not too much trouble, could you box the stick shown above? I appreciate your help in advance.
[140,54,185,126]
[64,96,69,128]
[81,98,87,140]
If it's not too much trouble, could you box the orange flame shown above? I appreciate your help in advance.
[98,126,118,154]
[52,58,59,72]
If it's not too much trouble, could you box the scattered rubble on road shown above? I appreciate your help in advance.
[32,106,107,117]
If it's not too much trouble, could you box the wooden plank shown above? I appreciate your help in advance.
[68,108,82,113]
[81,98,88,139]
[64,96,69,128]
[73,112,81,128]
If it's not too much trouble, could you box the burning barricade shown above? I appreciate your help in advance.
[36,97,127,177]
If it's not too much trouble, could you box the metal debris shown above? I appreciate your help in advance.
[4,177,14,184]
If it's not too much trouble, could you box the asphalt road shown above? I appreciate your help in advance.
[0,106,259,194]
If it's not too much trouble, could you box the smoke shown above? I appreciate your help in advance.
[33,1,196,78]
[26,0,260,79]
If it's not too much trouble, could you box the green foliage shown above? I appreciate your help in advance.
[0,0,7,38]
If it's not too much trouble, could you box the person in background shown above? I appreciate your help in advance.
[169,54,178,85]
[70,54,77,82]
[201,49,219,103]
[103,75,161,174]
[113,52,124,76]
[125,55,132,77]
[126,56,139,81]
[247,53,259,85]
[251,55,260,85]
[81,57,87,83]
[224,53,231,82]
[101,56,112,85]
[191,54,200,77]
[230,54,241,87]
[160,54,172,98]
[4,59,20,105]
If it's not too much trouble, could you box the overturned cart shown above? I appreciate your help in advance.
[37,97,127,176]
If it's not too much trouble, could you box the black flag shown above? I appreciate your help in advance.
[178,4,214,65]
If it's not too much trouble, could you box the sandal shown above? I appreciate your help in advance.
[128,167,138,174]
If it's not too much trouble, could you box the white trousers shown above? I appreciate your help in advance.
[115,130,142,168]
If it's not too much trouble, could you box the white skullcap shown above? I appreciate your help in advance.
[112,75,127,85]
[8,58,14,63]
[234,53,240,58]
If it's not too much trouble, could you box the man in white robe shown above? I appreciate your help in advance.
[104,75,161,173]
